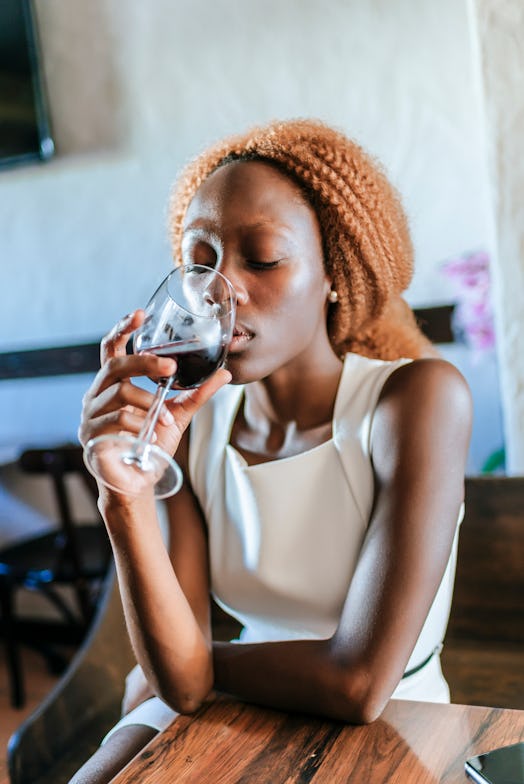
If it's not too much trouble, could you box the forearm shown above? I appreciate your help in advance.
[212,638,380,724]
[102,495,213,712]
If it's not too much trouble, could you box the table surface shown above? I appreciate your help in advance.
[109,697,524,784]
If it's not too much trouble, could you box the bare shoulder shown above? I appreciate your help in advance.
[371,357,472,476]
[379,357,472,420]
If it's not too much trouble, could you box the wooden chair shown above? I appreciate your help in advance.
[442,475,524,708]
[0,445,112,708]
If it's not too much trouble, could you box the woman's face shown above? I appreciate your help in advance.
[181,160,333,384]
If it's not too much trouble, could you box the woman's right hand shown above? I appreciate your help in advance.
[79,310,231,497]
[78,310,178,455]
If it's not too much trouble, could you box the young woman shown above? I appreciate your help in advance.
[72,119,472,783]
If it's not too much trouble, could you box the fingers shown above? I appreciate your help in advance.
[79,407,148,448]
[79,379,175,445]
[89,353,176,398]
[80,324,232,455]
[80,309,178,451]
[100,310,144,365]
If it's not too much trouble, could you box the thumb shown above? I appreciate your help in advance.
[165,368,232,431]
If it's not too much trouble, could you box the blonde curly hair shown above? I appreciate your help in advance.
[168,118,435,360]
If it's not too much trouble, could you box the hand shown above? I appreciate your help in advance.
[79,310,231,481]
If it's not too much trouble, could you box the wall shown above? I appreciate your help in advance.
[469,0,524,473]
[0,0,494,348]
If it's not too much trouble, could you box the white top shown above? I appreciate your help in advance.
[189,352,461,701]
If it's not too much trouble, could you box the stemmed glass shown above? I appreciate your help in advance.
[84,264,236,499]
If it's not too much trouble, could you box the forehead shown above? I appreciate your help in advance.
[183,160,314,231]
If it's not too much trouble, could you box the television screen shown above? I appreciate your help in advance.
[0,0,54,168]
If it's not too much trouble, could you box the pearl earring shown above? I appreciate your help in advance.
[328,289,339,304]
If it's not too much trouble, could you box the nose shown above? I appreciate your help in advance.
[216,257,249,307]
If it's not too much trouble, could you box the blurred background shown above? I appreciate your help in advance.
[1,0,523,539]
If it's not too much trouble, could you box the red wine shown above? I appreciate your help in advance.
[145,340,227,389]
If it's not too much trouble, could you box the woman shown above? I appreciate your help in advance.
[72,119,471,783]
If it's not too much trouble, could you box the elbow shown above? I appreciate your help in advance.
[334,665,390,725]
[164,691,206,716]
[348,693,387,725]
[155,663,214,715]
[158,680,210,715]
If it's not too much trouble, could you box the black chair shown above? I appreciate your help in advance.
[7,567,135,784]
[0,445,112,708]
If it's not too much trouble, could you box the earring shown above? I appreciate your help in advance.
[328,289,339,304]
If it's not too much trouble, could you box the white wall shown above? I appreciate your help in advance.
[469,0,524,473]
[0,0,495,349]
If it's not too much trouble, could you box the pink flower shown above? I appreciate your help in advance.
[441,251,496,355]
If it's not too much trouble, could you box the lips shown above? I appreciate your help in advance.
[229,324,254,352]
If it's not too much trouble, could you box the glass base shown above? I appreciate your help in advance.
[84,434,183,499]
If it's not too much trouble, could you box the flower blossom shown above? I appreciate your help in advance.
[441,250,496,355]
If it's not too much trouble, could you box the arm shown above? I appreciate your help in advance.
[102,475,212,714]
[79,311,229,713]
[212,358,472,723]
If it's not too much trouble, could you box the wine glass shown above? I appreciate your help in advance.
[84,264,236,499]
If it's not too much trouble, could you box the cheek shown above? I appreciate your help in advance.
[276,266,329,317]
[252,277,304,321]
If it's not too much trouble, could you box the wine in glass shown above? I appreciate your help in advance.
[84,264,236,499]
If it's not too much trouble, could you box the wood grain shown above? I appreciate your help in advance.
[110,698,524,784]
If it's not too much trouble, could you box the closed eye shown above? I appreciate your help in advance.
[246,259,284,270]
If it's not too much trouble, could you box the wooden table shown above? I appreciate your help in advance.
[110,697,524,783]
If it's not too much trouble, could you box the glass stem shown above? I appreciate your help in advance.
[133,379,174,463]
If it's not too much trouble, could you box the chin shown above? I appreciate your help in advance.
[224,354,266,386]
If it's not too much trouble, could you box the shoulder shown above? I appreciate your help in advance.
[379,357,472,417]
[371,358,472,470]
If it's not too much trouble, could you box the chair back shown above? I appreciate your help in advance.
[18,445,111,622]
[8,567,136,784]
[447,475,524,643]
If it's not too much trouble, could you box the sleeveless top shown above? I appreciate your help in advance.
[188,352,461,700]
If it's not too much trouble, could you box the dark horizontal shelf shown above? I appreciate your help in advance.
[0,343,101,380]
[0,305,456,382]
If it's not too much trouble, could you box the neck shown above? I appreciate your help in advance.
[244,350,343,434]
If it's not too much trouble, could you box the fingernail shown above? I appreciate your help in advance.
[117,314,132,331]
[162,359,177,373]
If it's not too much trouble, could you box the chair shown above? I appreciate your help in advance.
[0,445,112,708]
[6,568,239,784]
[7,567,136,784]
[442,475,524,708]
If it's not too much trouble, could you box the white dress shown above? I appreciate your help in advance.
[104,352,460,739]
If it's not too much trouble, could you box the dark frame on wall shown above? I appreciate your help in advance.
[0,0,54,169]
